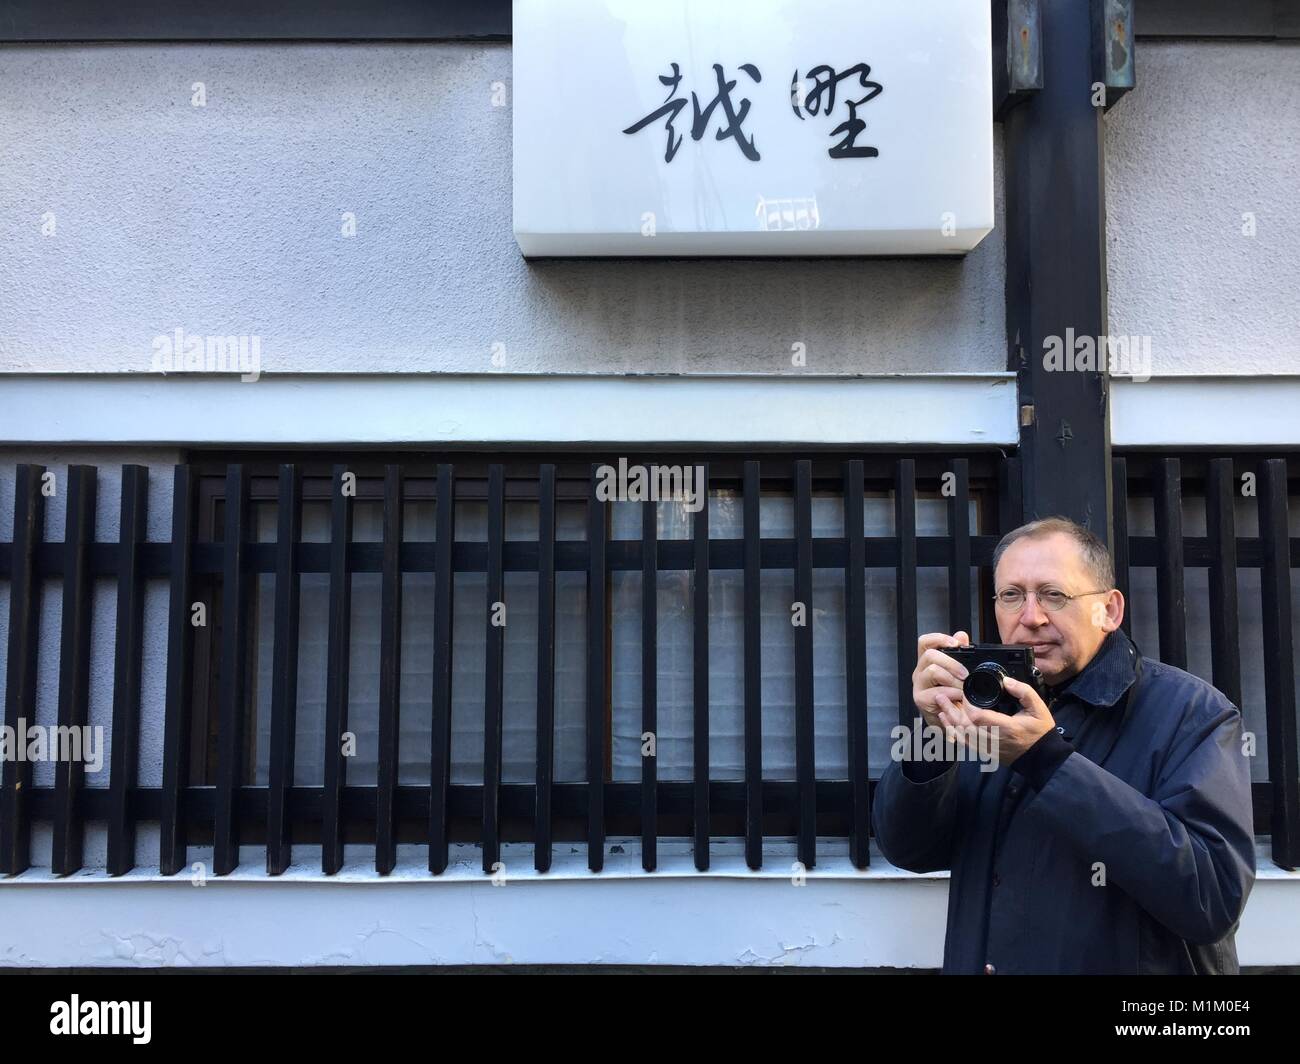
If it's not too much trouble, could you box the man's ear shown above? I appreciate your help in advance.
[1090,590,1124,633]
[1103,590,1124,632]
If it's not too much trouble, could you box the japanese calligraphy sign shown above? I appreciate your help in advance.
[513,0,994,257]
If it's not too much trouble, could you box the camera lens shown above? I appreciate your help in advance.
[964,663,1007,709]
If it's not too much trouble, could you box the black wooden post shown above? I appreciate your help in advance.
[1003,0,1114,544]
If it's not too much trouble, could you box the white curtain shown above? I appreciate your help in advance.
[244,488,982,786]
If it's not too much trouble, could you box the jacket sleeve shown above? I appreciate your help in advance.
[1026,697,1256,945]
[872,752,963,874]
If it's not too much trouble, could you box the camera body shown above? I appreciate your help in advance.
[946,644,1046,715]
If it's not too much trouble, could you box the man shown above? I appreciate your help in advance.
[873,517,1256,974]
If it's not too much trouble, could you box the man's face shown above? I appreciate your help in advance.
[993,532,1124,685]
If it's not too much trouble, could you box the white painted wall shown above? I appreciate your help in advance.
[0,42,1006,377]
[1,40,1296,384]
[1105,41,1300,374]
[2,843,1297,970]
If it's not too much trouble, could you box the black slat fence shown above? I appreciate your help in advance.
[0,452,1296,879]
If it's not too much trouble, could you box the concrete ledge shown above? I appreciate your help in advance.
[1,840,1295,969]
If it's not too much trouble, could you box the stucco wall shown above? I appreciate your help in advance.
[1105,40,1300,374]
[3,40,1297,381]
[0,42,1006,377]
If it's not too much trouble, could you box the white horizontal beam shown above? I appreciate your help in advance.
[13,373,1299,449]
[1111,377,1300,447]
[0,373,1017,447]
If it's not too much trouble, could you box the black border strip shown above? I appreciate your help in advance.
[3,1,1296,43]
[0,0,510,42]
[1138,0,1300,40]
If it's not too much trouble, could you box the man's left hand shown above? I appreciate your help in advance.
[935,675,1056,766]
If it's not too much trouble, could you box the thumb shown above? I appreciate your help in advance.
[1002,676,1048,717]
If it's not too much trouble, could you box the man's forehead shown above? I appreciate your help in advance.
[995,532,1090,581]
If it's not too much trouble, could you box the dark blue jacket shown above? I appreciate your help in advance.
[872,627,1257,974]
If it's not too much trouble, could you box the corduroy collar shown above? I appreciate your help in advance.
[1044,626,1141,709]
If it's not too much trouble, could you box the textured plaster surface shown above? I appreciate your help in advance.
[1105,41,1300,374]
[0,42,1005,376]
[1,843,1295,969]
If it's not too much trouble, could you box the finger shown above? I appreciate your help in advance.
[1001,676,1049,717]
[921,646,970,670]
[949,694,1001,744]
[941,693,978,733]
[935,690,973,747]
[918,631,960,654]
[916,630,973,657]
[966,707,1016,730]
[922,662,965,689]
[913,692,945,726]
[919,648,970,680]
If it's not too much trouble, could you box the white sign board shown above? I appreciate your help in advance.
[513,0,994,257]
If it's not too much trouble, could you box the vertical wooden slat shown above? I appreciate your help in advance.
[692,461,710,871]
[107,464,148,876]
[1154,457,1187,669]
[322,464,354,875]
[535,465,556,872]
[1111,456,1132,636]
[1,465,45,875]
[998,456,1021,537]
[843,460,869,869]
[742,460,763,870]
[895,459,918,731]
[1205,458,1241,710]
[984,456,1024,639]
[266,464,301,875]
[1259,459,1299,870]
[947,458,972,636]
[482,464,505,874]
[640,486,657,872]
[586,463,607,872]
[429,463,456,874]
[794,460,815,870]
[376,465,403,875]
[159,464,194,875]
[213,464,248,875]
[50,466,96,875]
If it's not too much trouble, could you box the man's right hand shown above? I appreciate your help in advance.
[912,631,972,731]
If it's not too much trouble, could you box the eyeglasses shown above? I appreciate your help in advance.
[993,586,1112,612]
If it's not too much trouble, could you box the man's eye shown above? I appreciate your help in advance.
[1040,590,1068,607]
[998,590,1024,604]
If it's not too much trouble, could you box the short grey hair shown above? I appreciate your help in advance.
[991,516,1115,591]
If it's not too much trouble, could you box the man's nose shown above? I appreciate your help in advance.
[1018,595,1048,626]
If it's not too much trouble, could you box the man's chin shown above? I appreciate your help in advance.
[1031,645,1070,683]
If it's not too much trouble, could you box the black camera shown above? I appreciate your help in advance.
[944,644,1046,715]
